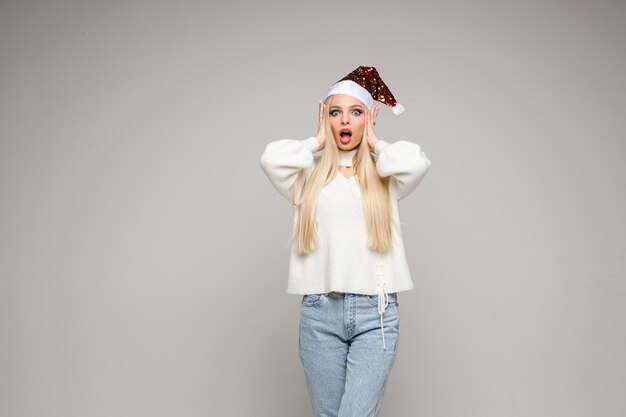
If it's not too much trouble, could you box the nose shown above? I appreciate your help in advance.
[341,114,350,124]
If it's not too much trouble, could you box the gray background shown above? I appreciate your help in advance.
[1,1,625,416]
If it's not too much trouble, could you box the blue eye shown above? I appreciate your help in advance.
[330,109,362,116]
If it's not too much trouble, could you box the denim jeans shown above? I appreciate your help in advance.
[298,291,400,417]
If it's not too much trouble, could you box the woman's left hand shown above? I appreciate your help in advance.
[366,104,381,152]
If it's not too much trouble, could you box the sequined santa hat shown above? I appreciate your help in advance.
[323,65,405,115]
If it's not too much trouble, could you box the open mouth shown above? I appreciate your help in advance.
[339,129,352,144]
[340,129,352,139]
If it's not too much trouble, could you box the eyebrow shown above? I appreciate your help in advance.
[329,105,364,110]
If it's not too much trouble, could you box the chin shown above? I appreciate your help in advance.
[336,139,361,150]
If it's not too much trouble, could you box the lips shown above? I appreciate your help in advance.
[339,128,352,144]
[340,129,352,138]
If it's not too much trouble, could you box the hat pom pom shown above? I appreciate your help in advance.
[392,103,405,116]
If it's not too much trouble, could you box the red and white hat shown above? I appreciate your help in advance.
[323,66,405,115]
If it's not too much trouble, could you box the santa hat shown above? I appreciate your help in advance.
[323,66,405,115]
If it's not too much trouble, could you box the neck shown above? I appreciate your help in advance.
[338,147,358,167]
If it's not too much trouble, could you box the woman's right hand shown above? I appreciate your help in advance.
[315,100,327,149]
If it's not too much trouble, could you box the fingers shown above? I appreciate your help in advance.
[318,100,323,125]
[317,101,327,147]
[369,104,380,128]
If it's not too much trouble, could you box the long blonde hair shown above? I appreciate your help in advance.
[289,96,392,256]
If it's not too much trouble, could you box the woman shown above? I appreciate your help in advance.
[259,66,431,417]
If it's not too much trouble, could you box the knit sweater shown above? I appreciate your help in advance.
[259,136,431,297]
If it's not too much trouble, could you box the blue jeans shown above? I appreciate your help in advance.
[298,291,400,417]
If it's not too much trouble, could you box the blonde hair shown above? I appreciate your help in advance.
[289,96,392,256]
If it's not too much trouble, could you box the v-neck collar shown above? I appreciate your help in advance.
[337,168,357,180]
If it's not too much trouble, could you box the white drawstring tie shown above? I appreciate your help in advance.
[375,252,390,349]
[377,283,389,349]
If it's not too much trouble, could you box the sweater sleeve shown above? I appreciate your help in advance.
[259,136,322,204]
[374,140,431,200]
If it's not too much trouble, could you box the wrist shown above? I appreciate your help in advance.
[374,140,390,154]
[304,136,322,152]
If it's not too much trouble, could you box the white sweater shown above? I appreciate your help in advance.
[260,136,431,297]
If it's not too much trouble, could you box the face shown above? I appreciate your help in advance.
[328,94,367,151]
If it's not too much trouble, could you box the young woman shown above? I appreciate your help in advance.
[260,66,431,417]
